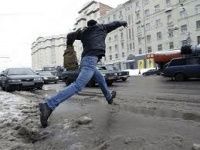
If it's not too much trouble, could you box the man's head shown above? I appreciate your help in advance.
[87,19,97,27]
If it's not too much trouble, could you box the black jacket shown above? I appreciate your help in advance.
[67,21,127,59]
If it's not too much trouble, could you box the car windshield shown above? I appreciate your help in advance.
[8,68,35,75]
[39,72,53,75]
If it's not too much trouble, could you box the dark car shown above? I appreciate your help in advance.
[0,68,44,91]
[61,67,117,87]
[105,65,129,81]
[142,69,160,76]
[37,71,59,84]
[162,57,200,81]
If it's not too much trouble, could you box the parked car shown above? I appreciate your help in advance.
[0,68,44,91]
[61,66,117,87]
[104,65,129,81]
[162,57,200,81]
[142,69,160,76]
[37,71,59,84]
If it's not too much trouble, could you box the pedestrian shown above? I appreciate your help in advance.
[39,19,128,128]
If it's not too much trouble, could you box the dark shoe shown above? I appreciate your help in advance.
[107,91,116,104]
[39,103,52,128]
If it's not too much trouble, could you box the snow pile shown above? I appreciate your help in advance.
[0,92,26,124]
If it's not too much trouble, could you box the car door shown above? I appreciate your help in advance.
[185,57,200,78]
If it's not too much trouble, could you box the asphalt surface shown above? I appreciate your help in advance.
[5,76,200,150]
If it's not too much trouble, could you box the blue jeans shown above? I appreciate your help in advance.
[47,56,112,110]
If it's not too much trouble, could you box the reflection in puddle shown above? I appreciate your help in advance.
[120,104,200,122]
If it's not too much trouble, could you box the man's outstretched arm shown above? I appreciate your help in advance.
[102,21,127,33]
[66,29,82,46]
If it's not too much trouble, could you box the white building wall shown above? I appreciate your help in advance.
[31,35,66,70]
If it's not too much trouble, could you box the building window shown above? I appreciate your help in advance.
[146,35,151,43]
[109,55,112,60]
[144,9,150,17]
[167,14,172,24]
[114,35,118,41]
[108,17,110,22]
[197,36,200,44]
[115,44,118,51]
[129,43,132,50]
[128,15,131,25]
[169,42,174,49]
[168,29,174,38]
[129,29,132,39]
[122,52,125,57]
[147,46,152,53]
[109,46,112,53]
[137,25,141,33]
[115,54,118,59]
[196,20,200,29]
[136,1,139,7]
[144,0,149,6]
[155,19,162,27]
[182,40,188,46]
[121,42,124,49]
[120,32,124,39]
[108,37,111,42]
[157,32,162,40]
[138,37,142,45]
[195,5,200,14]
[180,10,186,18]
[181,24,187,33]
[145,23,150,31]
[158,44,162,51]
[154,4,160,12]
[139,48,142,54]
[166,0,171,6]
[136,12,140,20]
[113,14,116,20]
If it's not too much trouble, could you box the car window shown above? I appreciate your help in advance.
[187,58,200,65]
[169,59,186,66]
[8,68,35,75]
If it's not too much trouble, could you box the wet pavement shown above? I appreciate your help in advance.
[1,76,200,150]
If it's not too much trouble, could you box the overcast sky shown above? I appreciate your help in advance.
[0,0,126,70]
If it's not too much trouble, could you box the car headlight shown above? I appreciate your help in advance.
[8,79,21,82]
[34,77,43,81]
[114,73,118,76]
[55,76,59,79]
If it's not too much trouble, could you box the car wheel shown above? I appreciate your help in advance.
[5,85,13,92]
[107,81,113,86]
[37,86,43,90]
[174,73,185,81]
[64,78,71,86]
[122,78,127,81]
[87,81,95,87]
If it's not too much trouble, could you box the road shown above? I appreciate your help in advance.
[2,76,200,150]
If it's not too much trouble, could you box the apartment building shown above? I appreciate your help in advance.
[31,34,66,70]
[98,0,200,70]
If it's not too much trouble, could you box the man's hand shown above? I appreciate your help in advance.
[121,21,128,27]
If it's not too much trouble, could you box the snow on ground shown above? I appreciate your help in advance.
[0,92,27,125]
[0,91,49,150]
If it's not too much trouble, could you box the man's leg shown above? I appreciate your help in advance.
[93,68,116,104]
[39,56,98,127]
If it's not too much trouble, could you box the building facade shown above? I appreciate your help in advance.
[31,34,66,70]
[98,0,200,70]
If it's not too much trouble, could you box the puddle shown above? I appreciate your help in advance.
[120,104,200,122]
